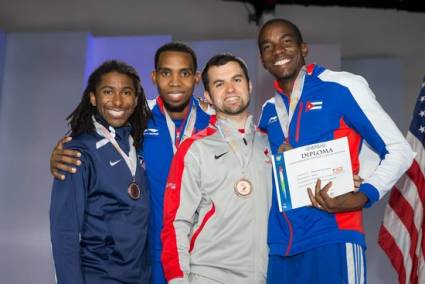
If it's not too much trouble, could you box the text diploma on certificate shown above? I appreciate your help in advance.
[272,137,355,211]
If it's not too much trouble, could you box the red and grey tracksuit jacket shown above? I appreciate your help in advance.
[259,64,414,256]
[161,116,272,284]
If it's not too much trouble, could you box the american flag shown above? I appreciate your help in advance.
[378,78,425,284]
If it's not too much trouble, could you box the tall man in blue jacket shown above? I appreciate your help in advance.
[257,18,414,283]
[50,42,211,284]
[143,43,211,283]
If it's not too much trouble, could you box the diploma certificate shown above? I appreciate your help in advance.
[272,137,355,211]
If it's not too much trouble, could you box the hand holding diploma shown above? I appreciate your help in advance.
[307,175,368,213]
[272,137,366,211]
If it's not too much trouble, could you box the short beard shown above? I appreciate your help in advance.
[162,97,191,113]
[222,97,250,116]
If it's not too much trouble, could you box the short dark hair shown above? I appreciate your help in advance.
[67,60,151,151]
[154,42,197,72]
[258,18,304,54]
[201,53,250,92]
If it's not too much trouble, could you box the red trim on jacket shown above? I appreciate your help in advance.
[333,117,364,232]
[333,117,361,174]
[161,117,217,281]
[306,63,315,75]
[189,203,216,252]
[273,80,288,97]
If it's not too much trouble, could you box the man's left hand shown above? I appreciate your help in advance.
[307,178,368,213]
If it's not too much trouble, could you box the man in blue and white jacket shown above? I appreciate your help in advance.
[257,18,414,284]
[143,43,211,283]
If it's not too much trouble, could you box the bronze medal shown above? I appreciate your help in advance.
[128,182,141,200]
[234,178,253,197]
[278,142,292,153]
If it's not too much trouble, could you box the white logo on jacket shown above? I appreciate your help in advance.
[109,159,121,166]
[144,128,159,136]
[166,182,176,190]
[268,116,278,125]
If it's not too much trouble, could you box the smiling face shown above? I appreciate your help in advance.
[259,20,308,84]
[151,51,199,116]
[90,71,138,128]
[204,61,251,119]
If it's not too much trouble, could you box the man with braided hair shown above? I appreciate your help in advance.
[50,60,151,283]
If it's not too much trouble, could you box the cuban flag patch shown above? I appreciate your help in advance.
[305,101,323,111]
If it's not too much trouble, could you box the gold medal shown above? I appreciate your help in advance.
[128,182,141,200]
[278,142,292,153]
[234,178,253,197]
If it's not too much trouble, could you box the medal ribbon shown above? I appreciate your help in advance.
[216,116,256,176]
[274,66,307,139]
[92,116,137,180]
[159,98,197,154]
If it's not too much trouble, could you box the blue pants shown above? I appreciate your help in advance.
[267,243,366,284]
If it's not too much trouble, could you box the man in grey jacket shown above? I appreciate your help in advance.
[161,53,272,284]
